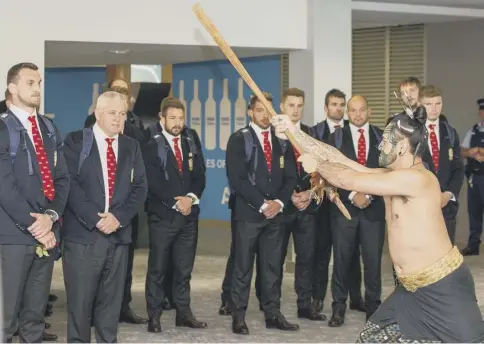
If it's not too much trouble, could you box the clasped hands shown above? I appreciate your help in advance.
[96,212,120,234]
[28,213,56,250]
[468,147,484,162]
[261,200,282,219]
[175,196,192,216]
[292,191,311,211]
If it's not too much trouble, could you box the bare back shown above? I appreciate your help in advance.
[387,168,453,275]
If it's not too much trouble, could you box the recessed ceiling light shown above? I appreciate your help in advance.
[108,49,130,54]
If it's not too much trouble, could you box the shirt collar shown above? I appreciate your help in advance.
[250,122,271,136]
[426,118,440,129]
[93,123,119,141]
[349,121,369,133]
[9,104,36,124]
[327,118,344,129]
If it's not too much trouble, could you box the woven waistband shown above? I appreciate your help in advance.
[397,246,463,292]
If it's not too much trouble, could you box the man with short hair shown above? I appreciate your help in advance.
[418,85,464,244]
[310,89,364,315]
[272,109,484,343]
[144,96,207,333]
[0,62,70,342]
[62,91,147,342]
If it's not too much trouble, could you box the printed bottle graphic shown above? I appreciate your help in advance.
[204,79,216,150]
[88,83,100,115]
[219,78,231,151]
[178,80,187,113]
[234,78,247,131]
[190,79,202,140]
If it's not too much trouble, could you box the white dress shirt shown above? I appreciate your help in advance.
[93,123,119,213]
[249,122,283,212]
[160,125,200,208]
[327,119,345,134]
[348,122,372,202]
[9,104,43,147]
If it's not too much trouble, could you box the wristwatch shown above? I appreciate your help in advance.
[45,209,59,223]
[187,195,197,203]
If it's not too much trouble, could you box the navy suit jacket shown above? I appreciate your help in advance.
[0,111,70,244]
[422,121,464,219]
[62,130,147,245]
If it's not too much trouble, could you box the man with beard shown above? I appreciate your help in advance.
[0,62,70,342]
[310,89,364,315]
[272,108,484,343]
[143,97,207,333]
[226,92,298,335]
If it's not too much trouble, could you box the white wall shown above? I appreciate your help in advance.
[426,18,484,245]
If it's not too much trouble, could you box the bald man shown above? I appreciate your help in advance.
[326,96,386,327]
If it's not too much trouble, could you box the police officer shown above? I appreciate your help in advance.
[460,98,484,256]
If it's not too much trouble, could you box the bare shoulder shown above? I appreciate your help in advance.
[388,167,437,195]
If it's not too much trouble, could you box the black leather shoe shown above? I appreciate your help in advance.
[265,313,300,331]
[161,298,174,311]
[219,301,232,316]
[350,300,367,313]
[176,311,208,329]
[147,316,162,333]
[312,299,324,313]
[328,311,345,327]
[298,307,327,321]
[43,332,58,342]
[48,294,58,302]
[45,304,53,317]
[232,314,249,335]
[45,322,51,329]
[120,307,148,324]
[461,247,479,256]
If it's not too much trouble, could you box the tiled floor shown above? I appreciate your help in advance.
[42,248,484,343]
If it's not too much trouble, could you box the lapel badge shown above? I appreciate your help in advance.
[130,168,134,183]
[280,155,284,169]
[188,152,193,172]
[53,151,57,167]
[448,147,453,161]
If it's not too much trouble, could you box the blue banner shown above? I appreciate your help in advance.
[172,55,282,221]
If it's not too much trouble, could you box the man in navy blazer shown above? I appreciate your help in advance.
[62,90,147,342]
[0,62,70,342]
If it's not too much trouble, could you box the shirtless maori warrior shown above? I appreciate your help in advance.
[272,107,484,343]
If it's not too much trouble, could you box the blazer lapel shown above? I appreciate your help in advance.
[343,127,357,161]
[112,135,130,199]
[91,140,105,191]
[438,121,450,176]
[367,127,379,167]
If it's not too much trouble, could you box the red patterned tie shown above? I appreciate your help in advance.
[173,137,183,174]
[28,116,55,201]
[428,124,439,172]
[262,131,272,172]
[105,138,117,204]
[293,149,301,175]
[357,128,367,165]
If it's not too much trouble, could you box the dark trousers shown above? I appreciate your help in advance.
[280,210,316,310]
[122,213,139,311]
[313,207,363,304]
[467,174,484,249]
[1,244,54,343]
[331,213,385,315]
[145,214,198,318]
[221,215,261,305]
[63,237,129,343]
[231,219,284,319]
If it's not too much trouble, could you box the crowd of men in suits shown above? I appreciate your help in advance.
[0,60,481,341]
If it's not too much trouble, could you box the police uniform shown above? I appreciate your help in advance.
[461,98,484,255]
